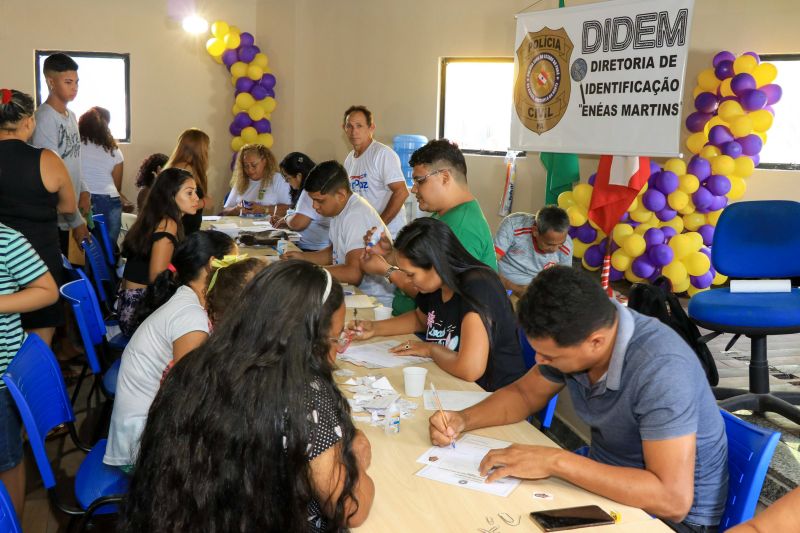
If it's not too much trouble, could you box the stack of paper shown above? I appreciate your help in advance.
[339,340,431,369]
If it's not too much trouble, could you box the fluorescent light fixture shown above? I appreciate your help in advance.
[182,14,208,34]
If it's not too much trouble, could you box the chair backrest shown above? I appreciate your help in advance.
[517,328,558,430]
[0,481,21,533]
[60,278,106,374]
[719,410,781,530]
[712,200,800,278]
[81,238,112,303]
[2,334,75,490]
[92,213,116,269]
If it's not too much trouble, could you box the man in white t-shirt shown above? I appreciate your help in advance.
[342,105,409,237]
[282,160,394,306]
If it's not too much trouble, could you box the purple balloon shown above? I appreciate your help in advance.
[655,170,679,194]
[714,60,734,80]
[691,271,714,289]
[236,77,255,93]
[731,73,756,96]
[238,45,258,63]
[222,49,239,67]
[632,256,656,279]
[648,244,674,267]
[719,95,738,104]
[761,84,782,105]
[597,239,609,255]
[644,227,666,248]
[568,226,577,238]
[694,92,719,114]
[740,89,767,111]
[239,32,255,48]
[686,112,712,133]
[763,105,775,115]
[619,212,630,223]
[574,223,597,244]
[259,73,277,90]
[649,160,661,175]
[642,189,667,212]
[584,245,604,268]
[710,195,728,211]
[656,208,677,222]
[697,224,715,246]
[713,51,736,67]
[253,118,271,134]
[721,141,743,158]
[587,173,596,186]
[687,156,712,180]
[250,84,269,101]
[743,51,761,63]
[234,112,252,128]
[708,125,734,146]
[693,187,714,210]
[750,154,760,166]
[609,266,624,282]
[661,226,677,240]
[706,174,731,196]
[229,122,243,136]
[738,134,763,156]
[700,246,712,258]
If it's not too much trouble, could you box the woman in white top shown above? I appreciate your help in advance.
[277,152,331,251]
[78,107,126,243]
[221,143,292,217]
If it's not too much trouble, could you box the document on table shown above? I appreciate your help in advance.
[338,340,431,368]
[415,434,520,497]
[345,294,375,308]
[202,215,222,221]
[422,390,491,411]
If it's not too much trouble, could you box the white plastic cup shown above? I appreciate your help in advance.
[373,306,392,320]
[403,367,428,397]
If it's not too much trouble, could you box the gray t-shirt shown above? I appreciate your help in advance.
[495,213,573,285]
[539,301,728,526]
[32,102,86,229]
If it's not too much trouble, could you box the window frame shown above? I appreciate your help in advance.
[438,57,525,157]
[34,50,132,143]
[752,53,799,171]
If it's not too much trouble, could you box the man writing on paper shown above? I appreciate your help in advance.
[429,266,727,532]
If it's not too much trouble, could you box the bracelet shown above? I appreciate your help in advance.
[384,265,400,282]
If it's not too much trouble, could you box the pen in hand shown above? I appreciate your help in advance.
[431,383,455,449]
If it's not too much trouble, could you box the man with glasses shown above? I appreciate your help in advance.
[495,205,573,297]
[361,139,497,315]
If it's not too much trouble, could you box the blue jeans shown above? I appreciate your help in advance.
[91,194,122,245]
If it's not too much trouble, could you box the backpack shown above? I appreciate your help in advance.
[627,276,719,386]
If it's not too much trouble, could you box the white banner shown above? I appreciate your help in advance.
[511,0,694,157]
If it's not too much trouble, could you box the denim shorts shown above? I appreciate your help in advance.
[0,387,23,471]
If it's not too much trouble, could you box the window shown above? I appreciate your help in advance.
[439,58,517,155]
[35,51,131,142]
[756,54,799,170]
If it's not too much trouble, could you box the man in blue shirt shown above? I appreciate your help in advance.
[429,266,727,532]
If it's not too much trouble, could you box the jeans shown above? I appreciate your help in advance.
[664,519,719,532]
[91,194,122,245]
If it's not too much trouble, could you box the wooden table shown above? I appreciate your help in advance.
[340,309,669,532]
[199,216,299,259]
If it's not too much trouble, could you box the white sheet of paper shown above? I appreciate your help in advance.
[250,221,274,227]
[415,464,520,497]
[422,390,492,411]
[345,294,376,308]
[210,223,239,230]
[105,323,122,343]
[202,215,222,221]
[338,340,431,369]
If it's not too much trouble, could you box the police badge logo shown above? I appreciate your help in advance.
[514,27,573,135]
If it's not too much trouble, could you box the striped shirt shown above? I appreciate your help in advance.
[0,223,49,387]
[494,212,573,285]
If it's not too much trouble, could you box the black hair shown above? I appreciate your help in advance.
[535,205,570,234]
[0,90,34,130]
[120,260,360,532]
[518,266,617,347]
[394,217,499,342]
[122,168,193,258]
[132,230,235,326]
[43,53,79,73]
[135,153,169,189]
[408,139,468,182]
[343,105,373,126]
[303,160,350,195]
[205,258,267,325]
[280,151,316,206]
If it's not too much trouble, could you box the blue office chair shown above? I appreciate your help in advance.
[2,334,128,532]
[719,410,780,531]
[518,328,559,430]
[0,481,21,533]
[91,214,116,270]
[688,201,800,424]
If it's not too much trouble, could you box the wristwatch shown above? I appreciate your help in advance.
[384,265,400,282]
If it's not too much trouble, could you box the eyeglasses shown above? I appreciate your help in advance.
[329,331,352,354]
[411,168,448,186]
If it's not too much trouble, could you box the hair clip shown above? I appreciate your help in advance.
[167,263,177,273]
[207,254,250,293]
[0,89,12,105]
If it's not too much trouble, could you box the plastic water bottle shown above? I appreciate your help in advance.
[276,239,288,255]
[384,401,401,435]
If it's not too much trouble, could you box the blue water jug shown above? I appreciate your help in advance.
[393,134,428,187]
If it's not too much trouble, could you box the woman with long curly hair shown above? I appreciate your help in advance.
[165,128,211,234]
[221,143,292,218]
[120,260,375,532]
[133,152,168,212]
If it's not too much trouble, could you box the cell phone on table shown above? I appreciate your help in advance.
[530,505,615,531]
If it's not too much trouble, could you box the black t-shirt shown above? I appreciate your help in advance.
[415,269,526,391]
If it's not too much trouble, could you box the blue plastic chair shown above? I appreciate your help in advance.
[2,334,128,531]
[91,214,116,270]
[80,237,115,313]
[719,410,780,531]
[518,328,559,430]
[0,481,21,533]
[688,201,800,424]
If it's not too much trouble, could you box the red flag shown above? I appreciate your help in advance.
[588,155,651,236]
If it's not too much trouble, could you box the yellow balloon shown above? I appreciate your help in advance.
[630,206,654,224]
[205,37,225,57]
[224,31,241,50]
[687,285,709,297]
[730,115,753,138]
[679,174,699,194]
[686,132,707,154]
[247,64,264,81]
[718,100,744,122]
[624,269,644,284]
[230,136,245,152]
[557,191,576,209]
[259,97,277,113]
[611,249,632,271]
[733,54,758,75]
[661,215,684,234]
[230,62,248,79]
[248,105,266,121]
[256,133,274,148]
[692,86,703,99]
[672,276,691,293]
[678,200,696,216]
[669,234,692,260]
[664,158,686,176]
[734,156,755,177]
[232,104,242,115]
[706,115,729,133]
[581,257,600,272]
[241,126,258,144]
[685,231,704,251]
[567,205,587,227]
[235,92,255,110]
[749,110,774,132]
[662,260,688,284]
[634,223,655,236]
[627,197,639,213]
[719,78,735,98]
[712,271,728,285]
[752,62,777,87]
[697,68,720,92]
[572,183,593,209]
[707,209,724,226]
[700,145,721,160]
[252,53,269,69]
[754,131,767,145]
[685,251,711,276]
[211,20,230,38]
[668,190,689,211]
[612,224,634,246]
[683,213,706,232]
[711,155,736,176]
[229,25,241,35]
[622,234,646,257]
[573,239,590,259]
[212,54,223,65]
[727,176,747,200]
[638,182,649,196]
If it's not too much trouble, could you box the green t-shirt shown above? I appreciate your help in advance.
[392,199,498,315]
